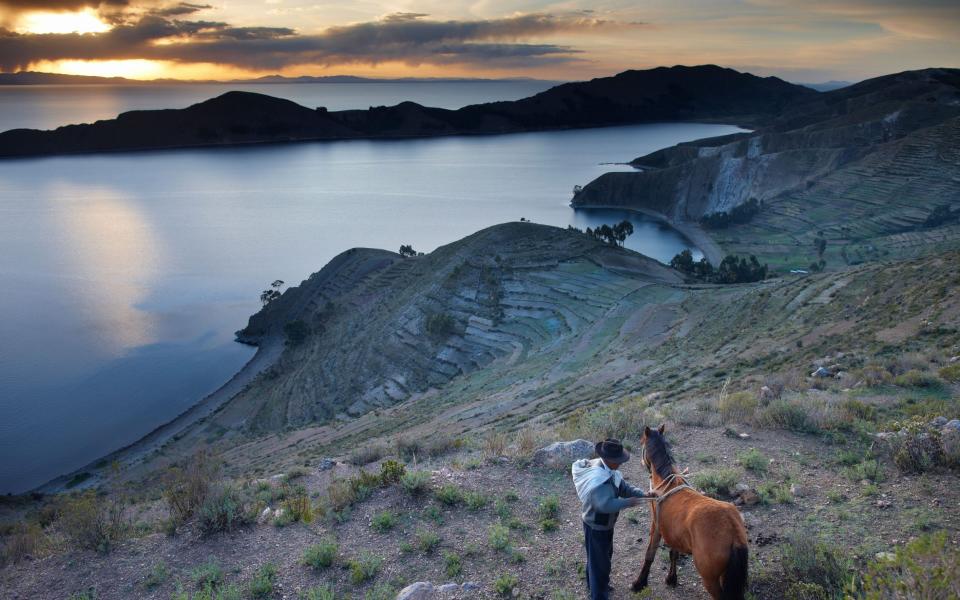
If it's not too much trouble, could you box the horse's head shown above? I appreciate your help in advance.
[640,424,667,475]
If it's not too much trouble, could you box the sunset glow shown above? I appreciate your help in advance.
[15,9,110,35]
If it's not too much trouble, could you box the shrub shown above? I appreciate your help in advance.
[302,539,338,569]
[938,363,960,383]
[198,484,249,534]
[280,484,313,525]
[300,586,335,600]
[779,532,850,595]
[559,396,649,440]
[893,370,939,388]
[61,491,127,552]
[416,529,441,554]
[844,459,884,482]
[247,563,277,599]
[692,468,739,498]
[859,532,959,599]
[348,445,387,466]
[395,435,461,460]
[369,510,396,533]
[756,400,817,433]
[322,470,383,515]
[494,574,519,596]
[363,584,395,600]
[434,484,463,506]
[893,435,942,473]
[444,552,462,578]
[283,320,311,346]
[489,524,510,551]
[379,460,406,484]
[719,391,758,423]
[400,470,431,495]
[191,560,224,589]
[482,432,508,459]
[425,313,457,337]
[758,482,793,504]
[514,428,540,458]
[348,552,382,585]
[143,561,168,590]
[2,523,46,564]
[784,582,828,600]
[540,518,559,532]
[163,451,218,524]
[737,448,768,474]
[538,494,561,530]
[464,491,490,511]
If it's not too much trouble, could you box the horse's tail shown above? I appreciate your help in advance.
[720,544,748,600]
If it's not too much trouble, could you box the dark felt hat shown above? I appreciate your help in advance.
[595,438,630,463]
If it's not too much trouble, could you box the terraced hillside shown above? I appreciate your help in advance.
[573,68,960,270]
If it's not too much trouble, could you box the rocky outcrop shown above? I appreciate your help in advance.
[531,440,595,468]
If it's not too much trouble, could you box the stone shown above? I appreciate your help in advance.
[931,416,948,427]
[758,386,775,401]
[875,551,896,561]
[396,582,435,600]
[789,483,806,498]
[734,483,751,494]
[741,512,760,529]
[437,583,459,595]
[461,582,482,592]
[740,490,761,506]
[531,439,595,469]
[876,499,892,509]
[811,366,832,378]
[944,419,960,433]
[317,458,336,471]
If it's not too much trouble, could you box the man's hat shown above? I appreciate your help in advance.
[595,438,630,463]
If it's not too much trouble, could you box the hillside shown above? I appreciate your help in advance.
[2,222,958,599]
[573,68,960,271]
[0,65,814,158]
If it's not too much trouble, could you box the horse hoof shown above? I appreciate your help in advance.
[665,576,678,587]
[631,581,647,592]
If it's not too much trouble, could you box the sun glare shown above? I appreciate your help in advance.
[33,59,166,80]
[16,9,111,35]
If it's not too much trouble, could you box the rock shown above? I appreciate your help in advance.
[531,439,594,468]
[437,583,460,595]
[789,483,806,498]
[950,356,959,363]
[257,507,272,524]
[396,582,435,600]
[461,582,481,592]
[735,483,751,494]
[876,499,892,509]
[317,458,337,471]
[741,512,760,530]
[944,419,960,433]
[931,416,948,427]
[759,386,775,401]
[740,490,761,506]
[875,551,896,561]
[811,366,832,378]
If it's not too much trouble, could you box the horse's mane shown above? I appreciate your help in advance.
[645,430,676,480]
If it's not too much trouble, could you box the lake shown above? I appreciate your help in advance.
[0,80,558,132]
[0,93,743,492]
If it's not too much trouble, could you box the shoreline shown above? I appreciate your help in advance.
[36,334,285,494]
[572,203,723,266]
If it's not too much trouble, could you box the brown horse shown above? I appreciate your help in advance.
[632,425,749,599]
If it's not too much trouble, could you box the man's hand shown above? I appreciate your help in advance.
[627,496,648,507]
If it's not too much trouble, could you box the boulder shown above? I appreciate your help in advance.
[397,582,435,600]
[811,366,832,378]
[931,416,948,427]
[317,458,337,471]
[437,583,460,595]
[944,419,960,433]
[789,483,806,498]
[531,439,594,468]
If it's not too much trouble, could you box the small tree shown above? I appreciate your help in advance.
[260,280,284,306]
[283,320,311,346]
[399,244,417,258]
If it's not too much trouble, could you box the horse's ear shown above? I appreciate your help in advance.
[658,424,665,434]
[643,426,652,436]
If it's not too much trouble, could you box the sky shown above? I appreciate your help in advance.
[0,0,957,81]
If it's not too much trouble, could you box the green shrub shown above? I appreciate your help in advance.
[2,522,46,564]
[737,448,768,474]
[692,468,739,497]
[371,511,396,533]
[247,563,277,599]
[416,529,440,554]
[302,539,338,569]
[379,460,406,484]
[784,582,828,600]
[60,491,127,552]
[779,532,850,595]
[537,495,561,520]
[422,505,443,524]
[756,400,817,433]
[444,552,462,578]
[540,518,559,532]
[300,586,335,600]
[143,561,168,590]
[859,532,959,599]
[191,560,224,589]
[758,482,793,504]
[395,435,462,460]
[434,484,463,506]
[348,552,382,585]
[163,451,218,524]
[363,584,395,600]
[489,524,510,551]
[719,391,758,423]
[284,466,309,481]
[464,491,490,511]
[893,369,939,388]
[400,470,431,495]
[198,484,249,534]
[845,459,884,482]
[348,445,387,466]
[559,396,649,440]
[938,363,960,383]
[892,436,942,473]
[494,574,519,596]
[279,484,313,525]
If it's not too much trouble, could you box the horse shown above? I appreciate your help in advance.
[632,424,749,600]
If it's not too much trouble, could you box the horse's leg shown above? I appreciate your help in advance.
[693,551,725,600]
[665,549,679,586]
[631,516,661,591]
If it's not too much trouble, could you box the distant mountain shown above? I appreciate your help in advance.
[0,70,552,86]
[0,65,817,158]
[798,80,853,91]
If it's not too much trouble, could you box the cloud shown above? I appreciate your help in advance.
[148,2,209,17]
[0,11,625,71]
[0,0,127,12]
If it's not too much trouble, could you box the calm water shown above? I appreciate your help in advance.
[0,117,744,493]
[0,81,558,132]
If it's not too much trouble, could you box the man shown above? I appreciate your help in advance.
[572,438,654,600]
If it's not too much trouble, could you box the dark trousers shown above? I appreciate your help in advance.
[583,522,614,600]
